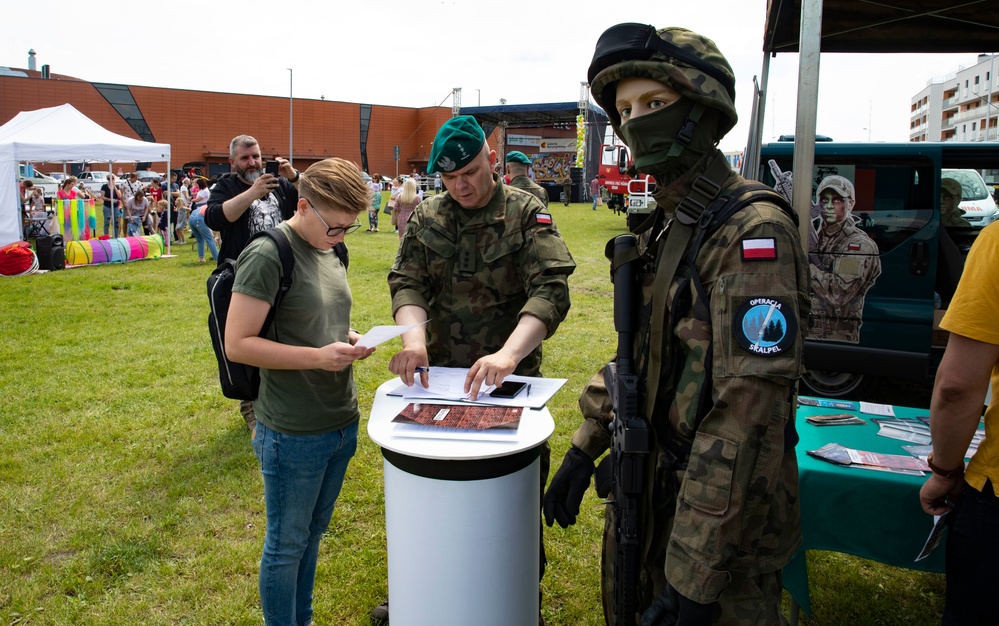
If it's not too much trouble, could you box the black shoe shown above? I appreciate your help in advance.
[370,598,389,624]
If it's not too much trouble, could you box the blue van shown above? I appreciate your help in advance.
[758,142,997,398]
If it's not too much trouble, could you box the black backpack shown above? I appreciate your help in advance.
[206,228,349,400]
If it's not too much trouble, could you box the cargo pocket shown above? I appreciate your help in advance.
[679,433,738,516]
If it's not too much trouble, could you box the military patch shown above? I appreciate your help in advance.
[741,237,777,261]
[536,212,553,225]
[848,242,861,251]
[733,297,797,356]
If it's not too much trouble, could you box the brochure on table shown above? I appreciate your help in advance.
[386,366,567,409]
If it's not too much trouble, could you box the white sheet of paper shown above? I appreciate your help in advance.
[386,366,568,409]
[859,401,895,417]
[354,321,428,349]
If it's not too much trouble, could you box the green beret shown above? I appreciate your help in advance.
[505,151,532,164]
[427,116,485,174]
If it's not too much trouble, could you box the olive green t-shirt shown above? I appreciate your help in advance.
[233,222,358,435]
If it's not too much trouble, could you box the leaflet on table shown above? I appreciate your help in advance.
[393,403,523,430]
[798,397,859,411]
[390,403,525,442]
[354,320,429,349]
[878,418,985,458]
[807,442,930,473]
[872,417,932,445]
[859,401,896,417]
[386,366,567,409]
[805,412,866,426]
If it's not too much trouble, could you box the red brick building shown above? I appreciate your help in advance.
[0,68,456,178]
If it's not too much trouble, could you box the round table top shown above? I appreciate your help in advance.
[367,378,555,461]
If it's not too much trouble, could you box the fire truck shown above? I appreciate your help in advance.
[598,143,655,229]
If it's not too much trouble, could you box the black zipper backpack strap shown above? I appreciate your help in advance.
[249,228,295,341]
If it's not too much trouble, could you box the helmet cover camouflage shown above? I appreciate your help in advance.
[589,25,737,138]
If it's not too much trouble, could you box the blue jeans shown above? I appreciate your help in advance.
[251,420,358,626]
[942,480,999,625]
[188,210,218,261]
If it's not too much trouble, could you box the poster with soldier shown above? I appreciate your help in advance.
[808,171,882,343]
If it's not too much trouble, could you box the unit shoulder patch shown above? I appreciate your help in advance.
[733,297,797,356]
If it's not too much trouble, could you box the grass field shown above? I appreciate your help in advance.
[0,202,944,625]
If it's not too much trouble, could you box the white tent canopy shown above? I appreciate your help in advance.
[0,103,171,246]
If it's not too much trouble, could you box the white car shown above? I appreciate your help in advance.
[76,171,113,194]
[18,166,59,199]
[942,168,999,227]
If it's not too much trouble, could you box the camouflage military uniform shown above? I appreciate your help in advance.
[388,174,574,375]
[809,219,881,344]
[508,174,549,208]
[571,154,808,625]
[389,176,575,576]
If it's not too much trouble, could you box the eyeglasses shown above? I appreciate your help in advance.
[588,23,735,102]
[305,198,361,237]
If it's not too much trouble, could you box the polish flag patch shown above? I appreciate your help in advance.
[848,243,861,251]
[536,212,553,225]
[741,237,777,261]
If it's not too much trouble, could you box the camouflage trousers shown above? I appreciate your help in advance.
[600,505,789,626]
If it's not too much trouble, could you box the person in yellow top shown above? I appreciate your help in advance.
[920,219,999,625]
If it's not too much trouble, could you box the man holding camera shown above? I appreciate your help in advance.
[206,134,300,432]
[206,134,300,268]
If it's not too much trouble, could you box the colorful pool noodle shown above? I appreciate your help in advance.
[64,235,164,266]
[55,199,97,241]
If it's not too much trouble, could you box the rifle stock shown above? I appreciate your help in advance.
[606,234,648,624]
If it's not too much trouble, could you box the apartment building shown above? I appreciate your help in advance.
[910,53,999,143]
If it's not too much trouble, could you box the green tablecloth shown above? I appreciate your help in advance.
[783,399,945,615]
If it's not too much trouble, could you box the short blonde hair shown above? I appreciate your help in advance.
[298,158,370,215]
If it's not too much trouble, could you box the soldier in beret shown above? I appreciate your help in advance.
[380,115,576,625]
[506,150,549,207]
[543,24,808,625]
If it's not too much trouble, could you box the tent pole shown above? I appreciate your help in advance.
[792,0,823,255]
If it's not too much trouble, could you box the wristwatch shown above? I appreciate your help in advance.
[927,453,964,480]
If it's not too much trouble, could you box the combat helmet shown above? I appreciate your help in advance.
[588,23,737,138]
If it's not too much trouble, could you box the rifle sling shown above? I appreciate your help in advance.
[642,155,730,422]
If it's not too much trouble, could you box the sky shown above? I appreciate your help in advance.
[1,1,988,154]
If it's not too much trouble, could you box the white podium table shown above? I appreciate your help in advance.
[367,379,555,626]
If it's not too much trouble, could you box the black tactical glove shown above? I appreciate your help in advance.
[641,584,717,626]
[542,446,594,528]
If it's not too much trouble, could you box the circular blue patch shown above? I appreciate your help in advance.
[733,297,797,356]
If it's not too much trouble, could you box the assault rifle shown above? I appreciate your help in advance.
[604,234,649,624]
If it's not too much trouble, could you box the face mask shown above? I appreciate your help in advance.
[620,99,719,184]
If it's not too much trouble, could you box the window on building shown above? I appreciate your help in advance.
[975,76,981,85]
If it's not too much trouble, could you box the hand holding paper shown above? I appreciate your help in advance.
[354,321,428,349]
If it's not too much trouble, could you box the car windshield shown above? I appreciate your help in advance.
[942,169,990,201]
